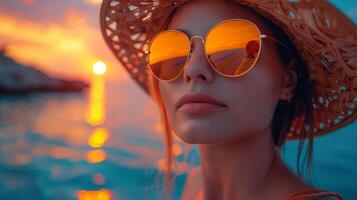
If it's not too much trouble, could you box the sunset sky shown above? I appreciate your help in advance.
[0,0,122,82]
[0,0,356,83]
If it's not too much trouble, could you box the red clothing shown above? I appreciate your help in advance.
[182,188,343,200]
[285,189,343,200]
[180,167,343,200]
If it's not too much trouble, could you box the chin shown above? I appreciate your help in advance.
[174,129,229,145]
[173,130,199,144]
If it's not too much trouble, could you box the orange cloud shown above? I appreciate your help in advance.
[86,0,103,5]
[0,13,124,81]
[65,9,87,27]
[21,0,35,6]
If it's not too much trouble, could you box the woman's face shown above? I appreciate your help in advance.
[158,0,292,144]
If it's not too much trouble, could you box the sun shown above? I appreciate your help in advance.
[92,61,107,75]
[86,0,102,5]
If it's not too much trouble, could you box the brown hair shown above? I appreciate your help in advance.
[147,2,316,198]
[265,16,316,180]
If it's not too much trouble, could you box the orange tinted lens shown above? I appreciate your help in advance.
[149,31,190,81]
[206,20,261,76]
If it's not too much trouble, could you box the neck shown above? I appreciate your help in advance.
[198,128,278,200]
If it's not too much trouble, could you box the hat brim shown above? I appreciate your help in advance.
[100,0,357,140]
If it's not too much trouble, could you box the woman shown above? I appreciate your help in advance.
[100,0,356,199]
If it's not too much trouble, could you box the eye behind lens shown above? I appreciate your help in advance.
[205,19,262,77]
[148,30,190,81]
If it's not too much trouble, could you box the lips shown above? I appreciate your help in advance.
[175,93,227,110]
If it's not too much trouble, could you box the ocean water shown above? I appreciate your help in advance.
[1,78,356,200]
[0,77,194,200]
[1,1,356,199]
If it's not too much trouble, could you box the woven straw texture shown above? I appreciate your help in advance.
[100,0,357,140]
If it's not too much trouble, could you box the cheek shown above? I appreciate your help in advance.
[158,82,176,113]
[225,51,285,134]
[228,77,280,134]
[213,72,283,143]
[158,82,180,126]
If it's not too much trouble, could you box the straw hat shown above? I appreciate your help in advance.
[99,0,357,140]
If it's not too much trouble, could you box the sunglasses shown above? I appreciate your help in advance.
[145,18,286,81]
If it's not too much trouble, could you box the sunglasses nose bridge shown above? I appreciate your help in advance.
[188,35,205,57]
[190,35,204,43]
[183,35,214,83]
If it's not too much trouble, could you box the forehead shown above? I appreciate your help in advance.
[167,0,269,36]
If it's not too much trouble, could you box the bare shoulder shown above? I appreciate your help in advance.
[180,166,203,200]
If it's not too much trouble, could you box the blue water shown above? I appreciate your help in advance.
[0,78,193,200]
[1,78,356,200]
[1,1,357,199]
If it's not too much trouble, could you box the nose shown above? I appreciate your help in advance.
[183,37,214,84]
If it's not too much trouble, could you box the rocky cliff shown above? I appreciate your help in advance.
[0,49,88,94]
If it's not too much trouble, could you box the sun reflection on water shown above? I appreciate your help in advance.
[86,76,106,126]
[86,149,106,163]
[77,189,111,200]
[79,73,112,199]
[88,128,109,148]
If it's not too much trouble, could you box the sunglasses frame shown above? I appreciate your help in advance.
[145,18,283,82]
